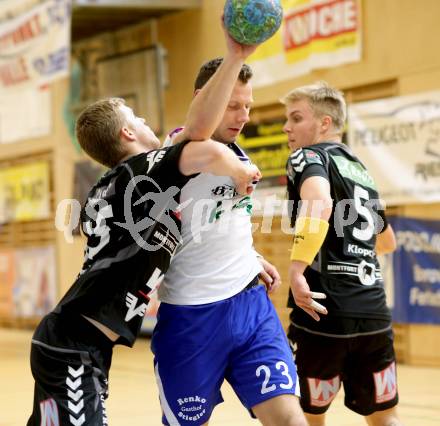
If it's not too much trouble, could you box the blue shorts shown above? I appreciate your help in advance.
[151,284,300,426]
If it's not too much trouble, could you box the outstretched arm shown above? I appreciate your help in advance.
[179,140,261,195]
[174,18,259,144]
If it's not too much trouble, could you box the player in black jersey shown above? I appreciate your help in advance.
[27,26,262,426]
[282,82,403,425]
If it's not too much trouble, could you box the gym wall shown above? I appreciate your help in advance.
[1,0,439,365]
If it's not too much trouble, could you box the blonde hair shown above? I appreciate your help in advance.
[281,81,346,133]
[75,98,127,168]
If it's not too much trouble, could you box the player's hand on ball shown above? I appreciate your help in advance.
[289,265,327,321]
[223,0,283,46]
[221,15,258,59]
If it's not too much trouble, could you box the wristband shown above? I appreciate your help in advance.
[290,217,329,265]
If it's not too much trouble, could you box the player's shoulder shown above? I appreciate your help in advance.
[116,149,171,180]
[286,146,326,177]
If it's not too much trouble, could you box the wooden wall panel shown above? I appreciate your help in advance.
[252,216,291,330]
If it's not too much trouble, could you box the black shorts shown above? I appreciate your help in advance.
[27,313,114,426]
[288,325,398,416]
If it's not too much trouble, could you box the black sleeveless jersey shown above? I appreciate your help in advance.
[54,141,195,346]
[286,142,391,333]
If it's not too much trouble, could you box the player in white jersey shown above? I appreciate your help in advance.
[158,140,261,304]
[152,59,306,426]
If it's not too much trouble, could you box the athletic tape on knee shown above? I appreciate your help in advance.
[290,216,329,264]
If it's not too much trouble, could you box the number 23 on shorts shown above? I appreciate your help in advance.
[256,361,294,395]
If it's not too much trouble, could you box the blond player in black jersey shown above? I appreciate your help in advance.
[283,81,403,426]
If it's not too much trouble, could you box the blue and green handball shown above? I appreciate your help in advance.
[224,0,283,45]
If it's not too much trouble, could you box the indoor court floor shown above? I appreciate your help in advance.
[1,327,439,425]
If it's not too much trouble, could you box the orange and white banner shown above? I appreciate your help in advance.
[250,0,362,87]
[0,0,71,90]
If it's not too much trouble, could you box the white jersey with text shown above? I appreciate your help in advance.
[159,141,262,305]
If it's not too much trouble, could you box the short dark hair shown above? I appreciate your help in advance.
[194,57,253,90]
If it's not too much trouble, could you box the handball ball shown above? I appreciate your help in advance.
[224,0,283,45]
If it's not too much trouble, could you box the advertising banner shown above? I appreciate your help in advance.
[13,246,57,317]
[239,121,289,187]
[390,217,440,324]
[0,0,71,90]
[0,161,51,222]
[249,0,362,87]
[0,246,56,318]
[238,120,290,217]
[348,90,440,205]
